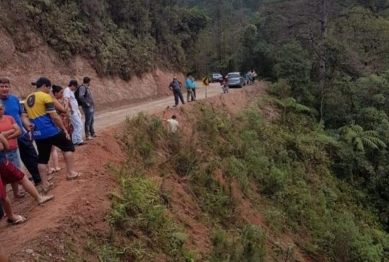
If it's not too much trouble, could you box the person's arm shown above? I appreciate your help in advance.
[44,94,70,139]
[0,133,10,151]
[63,89,74,113]
[48,112,66,131]
[168,83,173,92]
[21,113,34,132]
[1,117,21,139]
[62,98,69,112]
[4,123,21,140]
[53,99,66,114]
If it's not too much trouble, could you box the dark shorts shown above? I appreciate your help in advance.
[0,159,25,185]
[35,131,75,164]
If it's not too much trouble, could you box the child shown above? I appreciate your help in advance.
[0,132,54,224]
[163,115,179,133]
[221,77,229,94]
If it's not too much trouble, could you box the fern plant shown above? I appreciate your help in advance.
[339,122,386,152]
[274,97,312,123]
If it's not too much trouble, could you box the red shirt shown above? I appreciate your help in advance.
[0,115,18,150]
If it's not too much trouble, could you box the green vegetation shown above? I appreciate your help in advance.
[0,0,208,80]
[98,91,389,261]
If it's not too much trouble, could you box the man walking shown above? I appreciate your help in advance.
[0,78,41,186]
[24,77,80,192]
[77,77,96,140]
[169,76,185,107]
[64,80,85,146]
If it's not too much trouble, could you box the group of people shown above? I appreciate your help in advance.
[245,70,257,85]
[0,76,96,226]
[168,74,197,107]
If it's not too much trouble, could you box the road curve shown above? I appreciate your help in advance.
[94,82,236,130]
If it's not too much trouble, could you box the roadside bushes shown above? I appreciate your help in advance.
[107,97,389,261]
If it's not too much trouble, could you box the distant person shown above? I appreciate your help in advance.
[190,75,197,99]
[64,80,85,146]
[0,78,42,187]
[164,115,179,133]
[169,76,185,107]
[221,76,229,93]
[78,77,96,140]
[185,74,196,102]
[251,69,257,83]
[24,77,81,192]
[245,71,252,85]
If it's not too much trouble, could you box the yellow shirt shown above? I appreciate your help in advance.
[24,91,59,139]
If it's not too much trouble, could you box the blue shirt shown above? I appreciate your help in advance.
[1,95,25,135]
[169,81,182,91]
[185,78,193,89]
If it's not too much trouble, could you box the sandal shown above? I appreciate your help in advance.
[38,195,54,205]
[67,172,81,180]
[14,192,26,199]
[41,182,55,194]
[7,215,27,225]
[47,168,55,175]
[54,168,62,172]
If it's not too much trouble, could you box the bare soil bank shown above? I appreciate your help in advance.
[0,26,182,111]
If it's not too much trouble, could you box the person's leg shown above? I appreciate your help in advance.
[70,112,84,144]
[10,183,23,199]
[190,89,196,101]
[2,195,18,221]
[52,132,79,179]
[173,92,179,106]
[35,139,53,189]
[5,149,24,199]
[83,107,92,139]
[50,146,60,171]
[193,88,196,99]
[178,91,185,104]
[90,107,95,137]
[18,176,54,204]
[17,135,41,185]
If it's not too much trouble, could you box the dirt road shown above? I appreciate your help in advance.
[95,82,232,130]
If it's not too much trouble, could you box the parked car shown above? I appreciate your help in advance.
[210,73,223,83]
[227,72,245,88]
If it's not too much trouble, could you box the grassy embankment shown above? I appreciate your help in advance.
[88,93,389,262]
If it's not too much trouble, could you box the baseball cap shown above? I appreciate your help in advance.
[31,77,52,88]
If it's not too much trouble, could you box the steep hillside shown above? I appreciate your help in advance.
[0,24,183,110]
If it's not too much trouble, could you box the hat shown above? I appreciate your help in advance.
[173,76,178,80]
[32,77,52,88]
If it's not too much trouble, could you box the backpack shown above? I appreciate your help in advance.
[74,85,85,105]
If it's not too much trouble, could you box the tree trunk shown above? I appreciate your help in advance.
[319,0,328,122]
